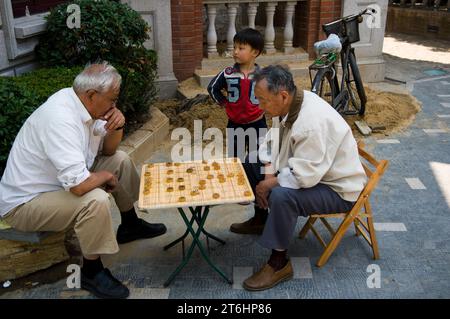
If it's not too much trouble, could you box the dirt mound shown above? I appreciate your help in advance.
[157,77,421,139]
[348,85,421,138]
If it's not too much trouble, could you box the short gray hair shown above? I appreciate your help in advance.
[73,61,122,93]
[253,65,296,94]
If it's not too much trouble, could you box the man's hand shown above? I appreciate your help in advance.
[104,174,118,193]
[70,170,117,196]
[255,176,279,210]
[102,107,125,132]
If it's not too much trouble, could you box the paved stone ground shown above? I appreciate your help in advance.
[2,35,450,299]
[384,32,450,66]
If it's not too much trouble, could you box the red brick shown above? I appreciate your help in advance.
[320,12,336,19]
[171,0,203,80]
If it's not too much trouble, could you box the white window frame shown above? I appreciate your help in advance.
[0,0,48,59]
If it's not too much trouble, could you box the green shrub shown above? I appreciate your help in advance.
[115,47,158,124]
[0,67,81,175]
[35,0,158,122]
[36,0,149,66]
[0,78,38,175]
[13,66,82,105]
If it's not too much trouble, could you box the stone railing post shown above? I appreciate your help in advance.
[264,2,278,54]
[283,1,296,53]
[247,2,259,29]
[206,4,219,57]
[226,3,239,53]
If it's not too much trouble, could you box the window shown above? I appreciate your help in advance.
[11,0,68,18]
[1,0,69,59]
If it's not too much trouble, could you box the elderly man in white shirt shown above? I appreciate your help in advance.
[234,65,367,291]
[0,62,166,299]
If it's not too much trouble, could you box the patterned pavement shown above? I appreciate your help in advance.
[1,71,450,300]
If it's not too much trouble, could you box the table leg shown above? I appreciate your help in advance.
[189,207,226,246]
[163,207,206,287]
[186,206,232,284]
[163,211,196,252]
[163,206,233,286]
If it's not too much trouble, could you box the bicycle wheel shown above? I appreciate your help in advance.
[346,50,367,115]
[311,69,337,108]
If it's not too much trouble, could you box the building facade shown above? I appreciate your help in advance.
[0,0,389,98]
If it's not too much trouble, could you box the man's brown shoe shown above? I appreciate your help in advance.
[229,217,265,234]
[243,260,293,291]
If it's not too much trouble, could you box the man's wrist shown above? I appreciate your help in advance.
[266,176,279,189]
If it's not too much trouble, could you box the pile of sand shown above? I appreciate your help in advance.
[156,77,421,140]
[347,85,421,137]
[156,98,229,136]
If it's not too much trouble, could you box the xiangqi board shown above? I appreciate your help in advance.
[138,158,255,209]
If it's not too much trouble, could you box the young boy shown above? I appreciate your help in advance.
[207,28,267,161]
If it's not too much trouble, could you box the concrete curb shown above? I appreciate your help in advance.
[118,106,170,165]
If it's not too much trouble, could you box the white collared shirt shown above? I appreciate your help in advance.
[0,88,108,216]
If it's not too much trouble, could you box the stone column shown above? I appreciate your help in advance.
[264,2,278,54]
[206,4,219,58]
[121,0,178,98]
[226,3,239,53]
[341,0,389,82]
[247,2,259,29]
[283,1,296,53]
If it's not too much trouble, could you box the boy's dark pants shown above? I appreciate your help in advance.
[226,117,267,162]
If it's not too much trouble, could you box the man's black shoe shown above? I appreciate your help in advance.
[117,218,167,244]
[81,268,129,299]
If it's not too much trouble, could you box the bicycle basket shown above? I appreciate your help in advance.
[344,16,360,44]
[322,15,360,44]
[323,19,344,38]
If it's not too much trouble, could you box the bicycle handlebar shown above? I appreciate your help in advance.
[359,7,377,16]
[342,7,377,23]
[317,6,377,52]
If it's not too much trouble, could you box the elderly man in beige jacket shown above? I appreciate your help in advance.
[233,65,367,291]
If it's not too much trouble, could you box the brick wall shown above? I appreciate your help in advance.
[386,6,450,41]
[294,0,342,57]
[171,0,204,82]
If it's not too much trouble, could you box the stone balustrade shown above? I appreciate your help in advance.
[203,0,306,58]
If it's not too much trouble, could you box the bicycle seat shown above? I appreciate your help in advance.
[314,34,342,56]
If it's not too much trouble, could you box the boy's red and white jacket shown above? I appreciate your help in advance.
[207,63,264,124]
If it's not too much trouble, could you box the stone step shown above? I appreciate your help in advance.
[194,59,312,88]
[0,231,69,281]
[0,228,53,243]
[201,48,310,70]
[178,60,313,100]
[0,219,53,244]
[195,54,387,89]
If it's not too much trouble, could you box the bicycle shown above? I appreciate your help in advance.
[309,8,377,116]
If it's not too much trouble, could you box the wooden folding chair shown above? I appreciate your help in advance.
[298,141,389,267]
